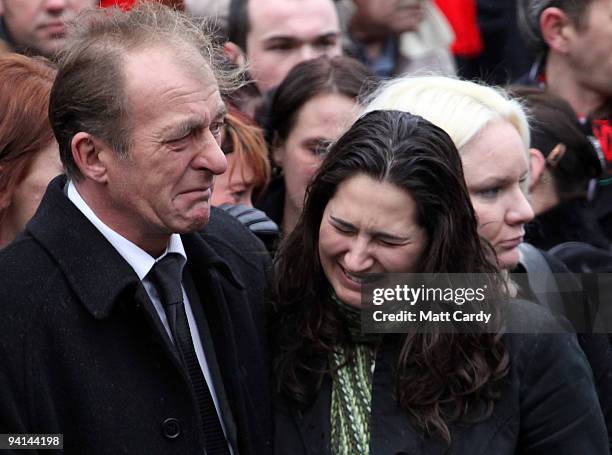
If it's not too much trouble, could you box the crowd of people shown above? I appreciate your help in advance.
[1,0,612,453]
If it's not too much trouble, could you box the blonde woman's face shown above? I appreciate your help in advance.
[460,120,534,270]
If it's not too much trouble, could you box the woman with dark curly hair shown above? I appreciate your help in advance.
[273,109,607,454]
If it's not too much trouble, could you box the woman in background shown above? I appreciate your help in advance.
[212,108,271,208]
[211,108,279,251]
[509,86,607,251]
[258,55,376,236]
[273,109,606,454]
[0,53,61,248]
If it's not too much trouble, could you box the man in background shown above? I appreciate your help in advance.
[0,0,96,57]
[225,0,342,93]
[517,0,612,239]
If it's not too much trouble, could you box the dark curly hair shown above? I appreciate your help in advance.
[273,110,510,444]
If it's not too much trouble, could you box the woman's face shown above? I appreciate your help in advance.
[461,120,534,269]
[274,93,357,216]
[211,153,256,207]
[318,174,428,308]
[4,141,63,238]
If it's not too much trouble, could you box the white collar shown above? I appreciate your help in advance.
[66,180,187,280]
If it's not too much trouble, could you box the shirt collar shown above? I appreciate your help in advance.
[66,180,187,281]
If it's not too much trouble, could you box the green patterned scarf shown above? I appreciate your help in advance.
[329,293,376,455]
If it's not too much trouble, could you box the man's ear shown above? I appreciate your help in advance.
[540,7,573,53]
[71,132,111,183]
[529,147,546,191]
[224,41,247,66]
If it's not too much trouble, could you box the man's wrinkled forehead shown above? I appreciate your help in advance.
[121,44,221,109]
[247,0,339,35]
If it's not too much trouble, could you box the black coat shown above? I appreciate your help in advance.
[275,300,608,454]
[0,176,273,455]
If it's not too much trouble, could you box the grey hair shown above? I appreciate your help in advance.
[517,0,594,55]
[49,2,243,180]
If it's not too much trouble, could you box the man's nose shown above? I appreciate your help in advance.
[193,133,227,176]
[299,45,317,63]
[43,0,68,13]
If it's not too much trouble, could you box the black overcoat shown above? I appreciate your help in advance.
[275,300,609,454]
[0,176,273,455]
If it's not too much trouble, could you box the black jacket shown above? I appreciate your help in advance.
[0,176,273,454]
[526,198,611,251]
[516,61,612,242]
[275,300,608,454]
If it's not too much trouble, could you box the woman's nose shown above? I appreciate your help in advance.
[506,187,534,226]
[343,237,374,272]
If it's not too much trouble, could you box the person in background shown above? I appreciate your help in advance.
[212,109,270,208]
[517,0,612,241]
[273,108,607,454]
[512,86,612,345]
[0,53,61,248]
[364,75,612,448]
[0,0,97,58]
[212,108,280,251]
[509,86,606,251]
[258,55,376,236]
[338,0,455,77]
[452,0,532,84]
[224,0,342,94]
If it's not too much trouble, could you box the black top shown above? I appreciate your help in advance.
[526,198,610,250]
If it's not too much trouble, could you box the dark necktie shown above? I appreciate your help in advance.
[149,253,231,455]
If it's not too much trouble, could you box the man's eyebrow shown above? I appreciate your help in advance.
[213,104,228,120]
[263,36,299,45]
[314,32,339,41]
[161,116,205,139]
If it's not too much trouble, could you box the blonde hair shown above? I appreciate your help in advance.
[363,76,530,151]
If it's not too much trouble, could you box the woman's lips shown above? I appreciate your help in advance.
[497,236,523,249]
[338,264,364,291]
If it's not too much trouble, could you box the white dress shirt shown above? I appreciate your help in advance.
[67,181,232,452]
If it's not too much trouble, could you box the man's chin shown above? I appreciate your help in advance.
[171,211,211,234]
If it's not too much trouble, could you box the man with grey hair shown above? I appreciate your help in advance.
[0,4,272,454]
[517,0,612,239]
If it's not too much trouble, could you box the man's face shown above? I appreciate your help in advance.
[1,0,96,57]
[245,0,341,92]
[99,47,227,250]
[564,0,612,101]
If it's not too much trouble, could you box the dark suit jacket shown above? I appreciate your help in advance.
[275,300,608,454]
[0,176,273,455]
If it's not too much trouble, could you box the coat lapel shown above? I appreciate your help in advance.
[26,175,186,373]
[181,232,253,451]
